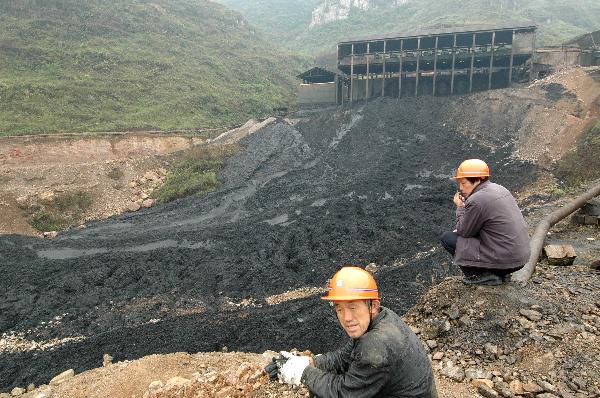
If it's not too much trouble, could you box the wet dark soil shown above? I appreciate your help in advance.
[542,82,576,102]
[0,96,537,390]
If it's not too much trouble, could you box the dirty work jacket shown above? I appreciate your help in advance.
[454,180,530,269]
[301,307,436,398]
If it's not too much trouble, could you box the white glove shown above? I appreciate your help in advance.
[278,351,310,386]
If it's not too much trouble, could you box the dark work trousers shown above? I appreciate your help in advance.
[440,231,459,256]
[440,231,523,277]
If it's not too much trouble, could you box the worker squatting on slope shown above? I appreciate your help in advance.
[265,266,438,398]
[440,159,531,286]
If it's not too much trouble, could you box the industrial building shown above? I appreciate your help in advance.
[564,30,600,66]
[298,24,538,106]
[297,67,347,106]
[535,30,600,74]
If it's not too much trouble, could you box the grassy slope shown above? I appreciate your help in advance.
[0,0,308,135]
[217,0,600,56]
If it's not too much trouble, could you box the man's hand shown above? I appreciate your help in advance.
[453,192,465,208]
[278,351,310,386]
[264,359,279,380]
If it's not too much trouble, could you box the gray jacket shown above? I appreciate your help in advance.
[454,180,530,269]
[301,307,437,398]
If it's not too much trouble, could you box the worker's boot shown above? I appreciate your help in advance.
[462,272,502,286]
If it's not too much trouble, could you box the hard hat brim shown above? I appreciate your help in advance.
[321,295,379,301]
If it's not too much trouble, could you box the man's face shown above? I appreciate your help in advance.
[334,300,379,339]
[457,178,479,198]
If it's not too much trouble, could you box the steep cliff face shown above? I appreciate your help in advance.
[310,0,409,28]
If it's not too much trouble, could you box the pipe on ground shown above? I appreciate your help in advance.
[512,181,600,285]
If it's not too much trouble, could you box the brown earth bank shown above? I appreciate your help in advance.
[0,133,202,236]
[0,67,599,397]
[0,119,276,237]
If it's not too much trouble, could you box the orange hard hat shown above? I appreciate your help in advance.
[453,159,490,179]
[322,266,379,301]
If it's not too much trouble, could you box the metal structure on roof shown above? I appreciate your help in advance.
[339,24,537,45]
[297,67,342,84]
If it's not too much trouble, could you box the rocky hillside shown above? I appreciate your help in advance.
[0,0,307,135]
[217,0,600,55]
[309,0,409,28]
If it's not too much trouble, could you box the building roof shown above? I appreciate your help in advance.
[338,23,537,45]
[297,67,342,83]
[564,30,600,49]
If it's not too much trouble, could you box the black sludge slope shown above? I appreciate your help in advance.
[0,97,536,389]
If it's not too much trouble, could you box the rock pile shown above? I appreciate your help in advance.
[404,262,600,398]
[126,168,168,212]
[141,363,267,398]
[1,352,311,398]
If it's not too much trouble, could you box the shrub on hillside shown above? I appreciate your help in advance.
[151,144,238,203]
[28,191,93,231]
[152,170,220,203]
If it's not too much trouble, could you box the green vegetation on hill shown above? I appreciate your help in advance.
[216,0,321,45]
[0,0,308,135]
[29,191,93,232]
[151,144,239,203]
[218,0,600,56]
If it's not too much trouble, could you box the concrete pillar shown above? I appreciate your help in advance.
[350,44,354,103]
[451,33,456,94]
[382,40,386,97]
[398,39,404,100]
[469,33,476,93]
[529,30,537,82]
[366,42,370,104]
[335,73,339,105]
[488,31,496,90]
[508,30,515,87]
[415,37,421,97]
[433,36,439,96]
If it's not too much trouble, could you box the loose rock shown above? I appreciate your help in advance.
[103,353,113,367]
[9,387,25,396]
[466,368,493,380]
[49,369,75,386]
[477,384,499,398]
[544,244,577,266]
[519,309,543,321]
[142,198,156,208]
